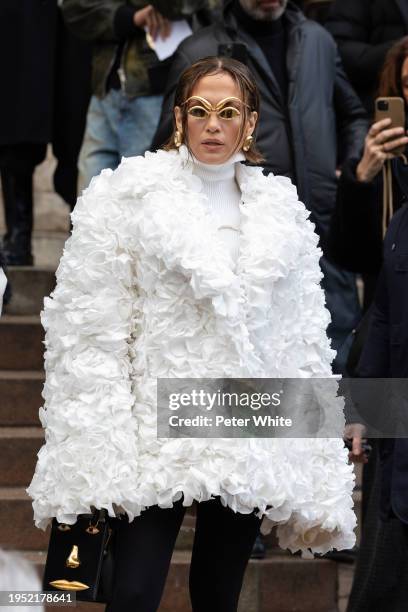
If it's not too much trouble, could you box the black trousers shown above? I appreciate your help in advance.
[105,497,262,612]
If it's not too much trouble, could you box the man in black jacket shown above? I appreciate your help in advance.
[326,0,408,114]
[152,0,368,373]
[346,204,408,611]
[0,0,91,265]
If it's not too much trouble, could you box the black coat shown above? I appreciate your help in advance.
[326,0,408,113]
[151,0,368,241]
[0,1,92,206]
[328,158,408,275]
[0,0,58,145]
[358,204,408,377]
[357,204,408,523]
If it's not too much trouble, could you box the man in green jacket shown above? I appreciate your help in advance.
[62,0,216,190]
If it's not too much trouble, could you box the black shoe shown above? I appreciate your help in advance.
[250,535,266,559]
[1,168,34,266]
[321,546,359,564]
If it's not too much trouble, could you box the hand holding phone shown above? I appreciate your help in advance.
[356,98,408,183]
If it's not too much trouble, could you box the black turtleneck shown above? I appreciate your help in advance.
[232,0,288,98]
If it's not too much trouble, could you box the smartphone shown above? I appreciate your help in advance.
[218,43,248,65]
[375,97,406,155]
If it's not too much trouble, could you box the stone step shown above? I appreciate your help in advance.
[0,487,48,550]
[0,371,44,426]
[338,565,354,612]
[0,315,43,371]
[31,232,68,270]
[18,549,337,612]
[4,268,55,316]
[0,428,44,486]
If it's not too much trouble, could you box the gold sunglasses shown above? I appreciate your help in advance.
[182,96,250,120]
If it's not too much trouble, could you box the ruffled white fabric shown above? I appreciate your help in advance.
[26,148,356,558]
[0,268,7,316]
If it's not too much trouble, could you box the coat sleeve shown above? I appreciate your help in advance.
[357,266,390,378]
[333,50,369,164]
[357,202,407,378]
[61,0,209,42]
[62,0,132,42]
[26,168,142,530]
[327,157,383,273]
[292,216,337,378]
[326,0,396,89]
[267,177,338,378]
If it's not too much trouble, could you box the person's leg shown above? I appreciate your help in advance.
[189,497,261,612]
[119,94,163,159]
[105,500,186,612]
[0,143,46,265]
[77,91,121,193]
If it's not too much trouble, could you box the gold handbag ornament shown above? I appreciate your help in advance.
[43,508,116,603]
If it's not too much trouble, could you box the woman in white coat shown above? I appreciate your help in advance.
[27,57,356,611]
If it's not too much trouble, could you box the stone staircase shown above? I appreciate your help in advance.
[0,151,356,611]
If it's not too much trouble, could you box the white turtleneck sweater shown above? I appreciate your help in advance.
[191,151,245,266]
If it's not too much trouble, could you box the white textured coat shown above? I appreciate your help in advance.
[27,147,356,557]
[0,268,6,315]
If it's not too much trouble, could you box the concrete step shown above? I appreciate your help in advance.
[0,428,44,486]
[0,487,49,550]
[18,549,337,612]
[31,192,71,233]
[0,371,44,426]
[4,268,55,316]
[0,315,43,371]
[338,565,355,612]
[31,231,68,270]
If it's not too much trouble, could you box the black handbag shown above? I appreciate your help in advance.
[42,508,116,603]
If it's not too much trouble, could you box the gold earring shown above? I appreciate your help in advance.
[243,135,253,152]
[174,130,183,148]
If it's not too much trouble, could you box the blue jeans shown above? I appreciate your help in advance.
[78,89,163,191]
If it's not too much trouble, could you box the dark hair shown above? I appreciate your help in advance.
[378,36,408,97]
[164,56,264,164]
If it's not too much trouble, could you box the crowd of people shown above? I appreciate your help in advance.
[1,1,408,611]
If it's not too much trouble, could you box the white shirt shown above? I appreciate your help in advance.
[190,149,245,265]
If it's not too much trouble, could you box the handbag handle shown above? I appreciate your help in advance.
[56,508,108,533]
[86,508,108,535]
